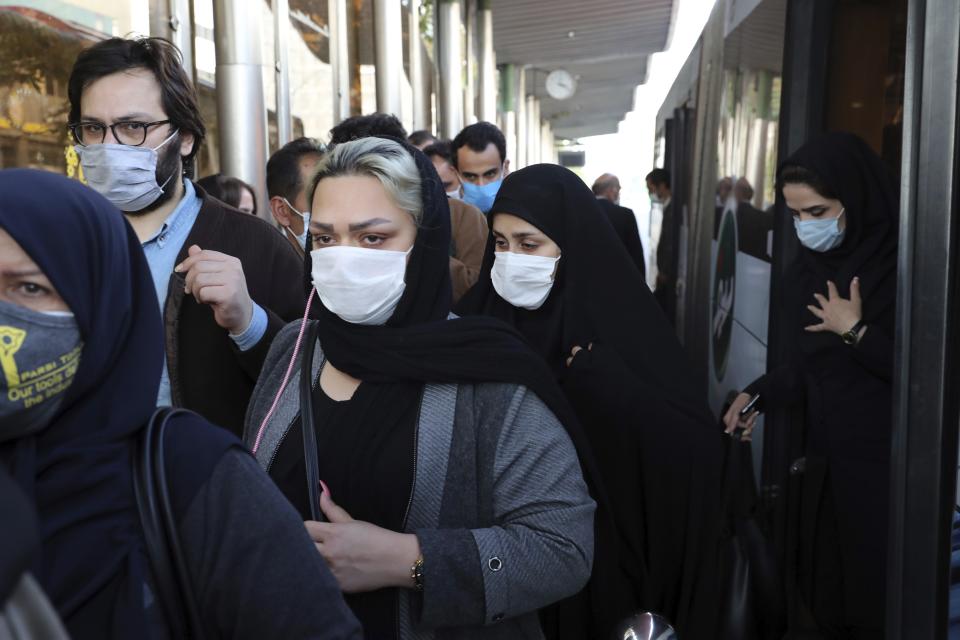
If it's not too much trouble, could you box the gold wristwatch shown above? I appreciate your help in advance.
[411,555,424,592]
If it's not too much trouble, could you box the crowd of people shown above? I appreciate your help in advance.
[0,35,898,640]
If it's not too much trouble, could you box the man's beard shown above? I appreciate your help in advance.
[126,134,184,217]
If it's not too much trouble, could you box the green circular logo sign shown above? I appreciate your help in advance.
[712,207,737,381]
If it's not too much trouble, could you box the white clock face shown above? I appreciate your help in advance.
[546,70,577,101]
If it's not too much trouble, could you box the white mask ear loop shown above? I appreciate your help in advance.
[154,128,181,193]
[251,289,317,454]
[153,128,180,151]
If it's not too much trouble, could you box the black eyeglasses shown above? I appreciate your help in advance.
[68,120,172,147]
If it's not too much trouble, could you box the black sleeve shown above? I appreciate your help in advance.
[742,360,805,413]
[560,342,647,433]
[850,324,894,382]
[232,309,287,381]
[177,449,362,640]
[744,260,809,412]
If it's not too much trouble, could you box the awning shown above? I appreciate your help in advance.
[490,0,677,140]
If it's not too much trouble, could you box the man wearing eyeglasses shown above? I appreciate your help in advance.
[66,37,304,438]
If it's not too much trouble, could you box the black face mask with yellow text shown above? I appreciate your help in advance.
[0,300,82,442]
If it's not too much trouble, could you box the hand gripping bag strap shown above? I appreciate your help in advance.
[299,321,323,522]
[133,407,206,640]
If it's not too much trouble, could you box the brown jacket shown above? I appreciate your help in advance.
[448,198,489,302]
[164,184,305,437]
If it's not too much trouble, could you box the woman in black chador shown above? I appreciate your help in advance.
[725,132,898,639]
[457,163,725,639]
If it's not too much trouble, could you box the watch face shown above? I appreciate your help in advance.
[546,70,576,101]
[842,331,856,345]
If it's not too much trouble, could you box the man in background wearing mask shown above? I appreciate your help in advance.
[592,173,646,278]
[647,168,676,324]
[67,37,304,437]
[451,122,510,215]
[267,137,325,258]
[423,141,488,302]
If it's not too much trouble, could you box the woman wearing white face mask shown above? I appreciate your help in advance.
[723,132,898,638]
[456,164,726,640]
[244,137,600,639]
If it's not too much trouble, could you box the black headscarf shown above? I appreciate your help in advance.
[301,140,635,634]
[780,132,899,356]
[301,139,593,411]
[456,164,726,638]
[0,169,234,637]
[457,163,716,424]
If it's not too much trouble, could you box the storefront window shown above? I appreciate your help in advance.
[287,0,334,142]
[0,1,151,177]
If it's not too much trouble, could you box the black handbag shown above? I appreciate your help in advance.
[133,407,206,640]
[716,431,786,640]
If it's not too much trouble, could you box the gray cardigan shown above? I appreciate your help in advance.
[244,322,596,640]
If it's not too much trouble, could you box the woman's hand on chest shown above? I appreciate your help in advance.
[805,277,863,337]
[305,482,421,593]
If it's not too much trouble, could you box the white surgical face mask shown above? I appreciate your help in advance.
[282,198,310,248]
[491,251,560,310]
[446,189,462,200]
[310,245,411,325]
[793,208,846,252]
[77,129,179,212]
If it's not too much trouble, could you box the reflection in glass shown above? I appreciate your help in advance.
[0,8,89,174]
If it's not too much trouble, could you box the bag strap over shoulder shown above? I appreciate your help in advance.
[299,321,323,522]
[133,407,206,640]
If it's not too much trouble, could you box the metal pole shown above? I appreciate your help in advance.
[273,0,292,146]
[168,0,195,82]
[409,0,427,131]
[541,121,550,164]
[478,0,496,122]
[525,94,537,166]
[887,0,960,636]
[437,0,463,139]
[499,63,516,164]
[463,0,476,124]
[534,99,542,163]
[374,0,403,117]
[213,0,270,221]
[329,0,350,124]
[515,67,526,168]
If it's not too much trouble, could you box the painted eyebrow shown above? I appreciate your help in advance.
[311,218,395,232]
[348,218,393,231]
[492,230,539,239]
[787,204,830,214]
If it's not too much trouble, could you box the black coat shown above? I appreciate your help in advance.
[595,198,646,278]
[746,132,898,634]
[165,184,305,436]
[458,165,724,640]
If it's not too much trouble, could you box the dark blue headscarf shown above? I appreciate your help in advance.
[0,169,231,636]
